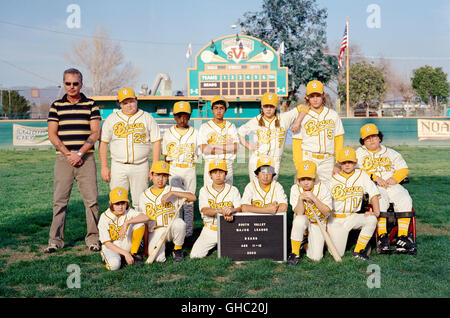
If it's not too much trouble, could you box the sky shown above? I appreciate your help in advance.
[0,0,449,96]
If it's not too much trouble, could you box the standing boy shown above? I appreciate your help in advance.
[120,161,196,262]
[327,147,380,261]
[288,161,332,265]
[99,87,161,210]
[292,80,345,188]
[198,95,239,186]
[190,159,242,259]
[162,101,198,238]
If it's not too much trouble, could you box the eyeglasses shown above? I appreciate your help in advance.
[64,82,80,87]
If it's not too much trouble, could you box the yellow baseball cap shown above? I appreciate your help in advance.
[118,87,136,103]
[337,147,357,163]
[360,123,379,140]
[208,159,228,172]
[255,156,276,175]
[306,80,324,95]
[211,95,229,108]
[110,187,129,204]
[297,160,317,179]
[261,92,278,107]
[173,101,191,114]
[151,161,170,175]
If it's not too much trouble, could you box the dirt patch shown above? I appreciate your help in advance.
[1,244,96,266]
[158,274,187,282]
[416,221,449,236]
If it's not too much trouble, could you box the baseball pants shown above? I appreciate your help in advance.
[301,151,335,188]
[101,223,145,271]
[327,213,378,257]
[290,215,325,261]
[203,159,234,186]
[377,184,413,212]
[169,165,196,237]
[147,218,186,262]
[190,225,217,259]
[110,160,149,210]
[49,153,99,248]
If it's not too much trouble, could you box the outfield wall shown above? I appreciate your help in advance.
[0,117,448,149]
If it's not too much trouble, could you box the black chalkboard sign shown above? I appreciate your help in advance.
[217,213,287,262]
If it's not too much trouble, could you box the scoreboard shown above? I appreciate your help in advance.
[188,35,288,99]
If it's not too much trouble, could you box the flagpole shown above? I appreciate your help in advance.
[346,16,350,118]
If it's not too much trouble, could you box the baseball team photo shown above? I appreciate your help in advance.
[0,0,449,307]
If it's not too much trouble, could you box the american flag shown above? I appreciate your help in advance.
[338,24,348,69]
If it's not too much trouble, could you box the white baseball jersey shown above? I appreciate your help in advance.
[198,184,242,226]
[162,126,198,165]
[238,107,300,158]
[101,109,161,164]
[292,107,344,155]
[198,120,239,161]
[330,169,380,214]
[356,145,408,181]
[241,180,288,207]
[289,182,332,223]
[98,207,144,249]
[138,185,185,230]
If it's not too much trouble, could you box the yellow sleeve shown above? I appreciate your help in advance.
[292,138,303,170]
[334,135,344,162]
[392,168,409,183]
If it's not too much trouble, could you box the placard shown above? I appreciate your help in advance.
[217,213,286,262]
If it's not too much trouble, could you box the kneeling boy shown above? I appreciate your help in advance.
[190,159,242,259]
[120,161,196,262]
[327,147,380,261]
[98,187,146,270]
[288,161,332,265]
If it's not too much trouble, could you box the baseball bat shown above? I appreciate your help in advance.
[146,199,186,264]
[311,209,342,263]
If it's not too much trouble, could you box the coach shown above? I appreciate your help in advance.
[44,68,102,253]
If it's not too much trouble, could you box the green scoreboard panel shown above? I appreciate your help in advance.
[188,35,288,99]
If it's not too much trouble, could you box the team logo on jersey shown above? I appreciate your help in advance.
[207,132,233,145]
[108,224,122,241]
[331,184,363,201]
[113,122,145,138]
[251,200,273,208]
[305,119,335,139]
[145,202,174,221]
[256,127,285,144]
[208,200,233,209]
[362,156,392,172]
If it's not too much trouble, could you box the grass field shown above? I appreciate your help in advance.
[0,146,449,300]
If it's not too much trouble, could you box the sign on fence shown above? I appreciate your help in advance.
[13,124,51,146]
[417,119,450,141]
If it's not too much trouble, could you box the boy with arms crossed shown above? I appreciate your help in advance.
[190,159,242,259]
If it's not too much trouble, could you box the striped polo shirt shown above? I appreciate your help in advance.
[48,93,101,153]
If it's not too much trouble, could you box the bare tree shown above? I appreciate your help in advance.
[64,27,139,96]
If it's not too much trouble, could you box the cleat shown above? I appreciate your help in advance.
[376,233,391,254]
[132,254,144,265]
[286,253,300,266]
[352,249,371,262]
[395,236,417,255]
[172,249,185,262]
